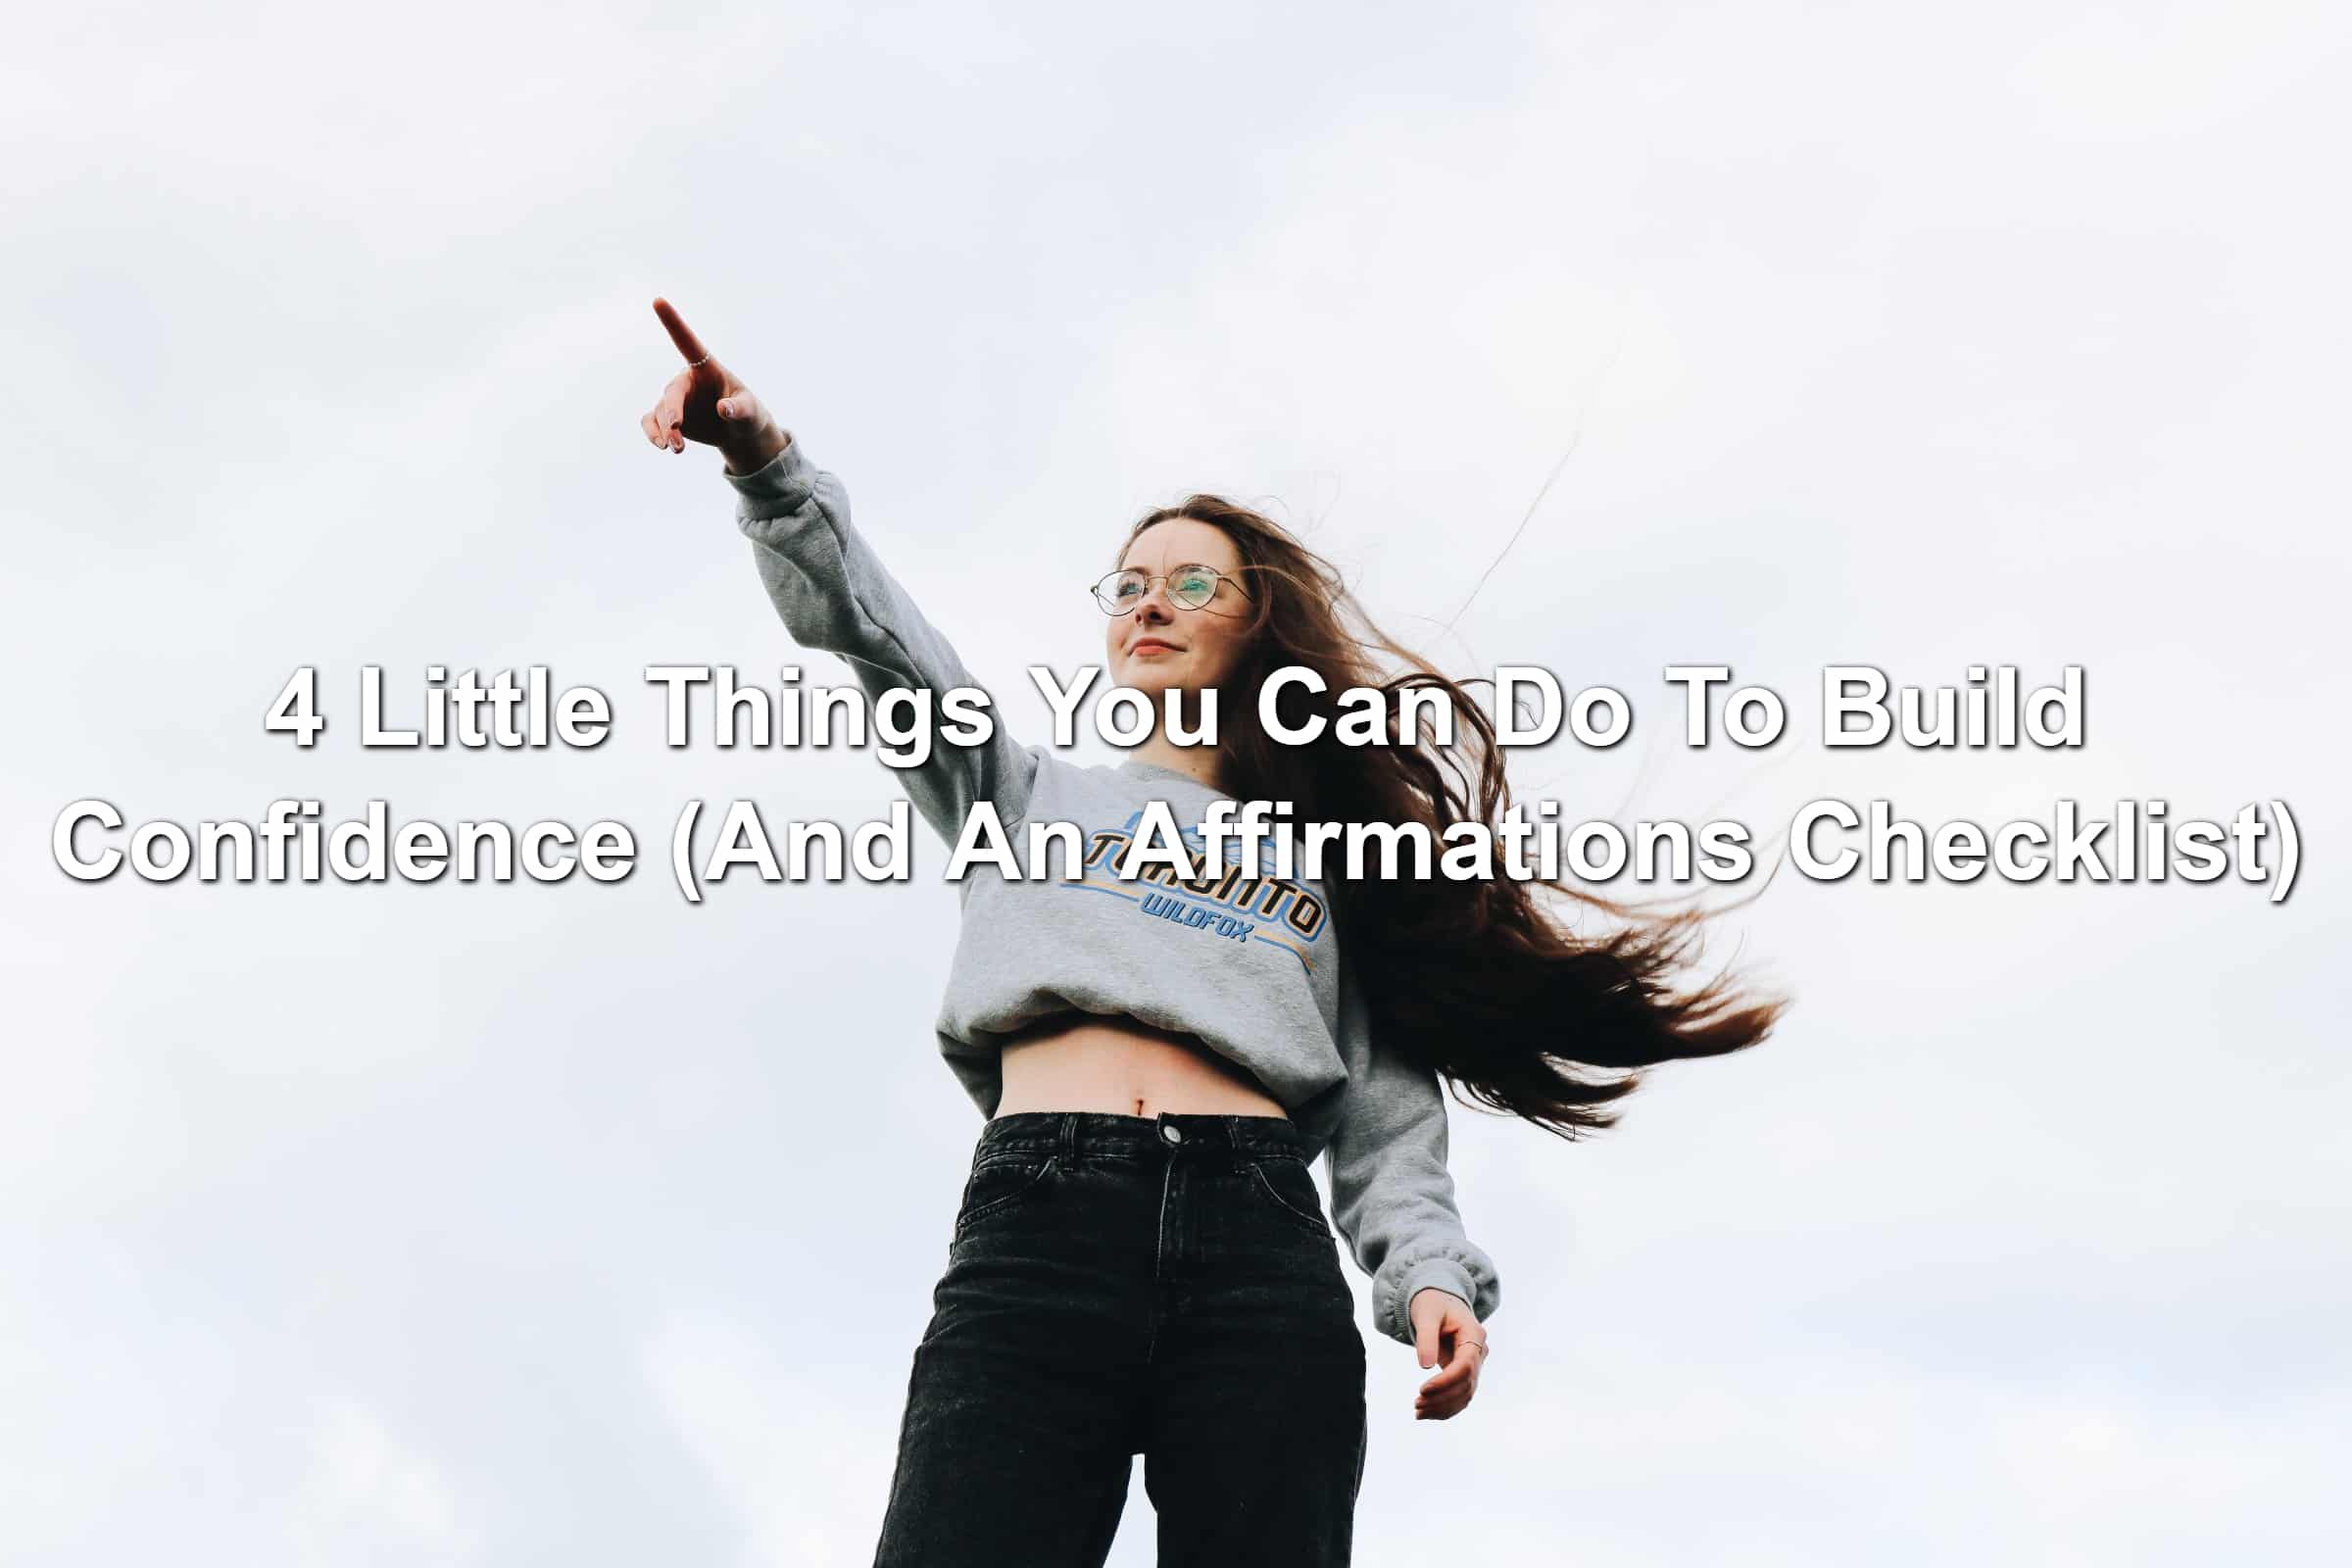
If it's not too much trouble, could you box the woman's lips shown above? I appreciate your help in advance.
[1130,639,1179,655]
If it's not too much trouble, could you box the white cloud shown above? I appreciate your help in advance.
[642,1308,904,1567]
[291,1399,479,1565]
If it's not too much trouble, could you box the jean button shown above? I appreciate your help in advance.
[1160,1122,1183,1146]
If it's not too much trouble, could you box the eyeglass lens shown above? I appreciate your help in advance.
[1101,566,1219,611]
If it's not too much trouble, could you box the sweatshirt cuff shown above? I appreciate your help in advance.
[721,430,810,520]
[1375,1250,1498,1347]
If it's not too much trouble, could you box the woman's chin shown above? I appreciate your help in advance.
[1113,665,1179,698]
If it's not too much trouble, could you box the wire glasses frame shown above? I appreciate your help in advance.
[1088,564,1251,615]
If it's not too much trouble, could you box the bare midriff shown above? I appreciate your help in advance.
[994,1011,1289,1121]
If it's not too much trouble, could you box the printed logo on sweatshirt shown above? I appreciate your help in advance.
[1062,810,1327,975]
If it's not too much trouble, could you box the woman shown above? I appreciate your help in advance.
[640,298,1786,1566]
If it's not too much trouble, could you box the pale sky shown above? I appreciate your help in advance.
[5,2,2347,1563]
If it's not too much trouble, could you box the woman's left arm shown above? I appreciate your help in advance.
[1323,961,1501,1420]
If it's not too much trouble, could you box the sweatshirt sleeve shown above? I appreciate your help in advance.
[724,433,1040,844]
[1322,959,1503,1348]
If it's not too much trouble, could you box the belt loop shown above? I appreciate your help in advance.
[1222,1113,1247,1173]
[1056,1113,1077,1168]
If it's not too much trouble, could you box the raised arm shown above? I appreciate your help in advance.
[642,299,1039,843]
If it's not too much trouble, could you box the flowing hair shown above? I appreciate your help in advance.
[1116,495,1788,1140]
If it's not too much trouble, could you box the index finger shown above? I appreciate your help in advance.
[652,297,709,365]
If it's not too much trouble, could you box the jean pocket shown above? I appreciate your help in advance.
[953,1152,1058,1237]
[1248,1155,1335,1240]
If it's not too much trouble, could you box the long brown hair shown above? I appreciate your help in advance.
[1117,495,1788,1141]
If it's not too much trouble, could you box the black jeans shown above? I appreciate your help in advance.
[872,1110,1368,1566]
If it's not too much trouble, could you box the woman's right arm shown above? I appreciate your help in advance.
[642,299,1039,843]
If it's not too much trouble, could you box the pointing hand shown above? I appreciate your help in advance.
[639,297,789,475]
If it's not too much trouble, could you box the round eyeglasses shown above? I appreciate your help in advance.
[1089,564,1250,614]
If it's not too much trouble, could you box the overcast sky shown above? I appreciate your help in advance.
[5,1,2347,1563]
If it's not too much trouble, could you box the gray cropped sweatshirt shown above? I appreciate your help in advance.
[725,435,1500,1347]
